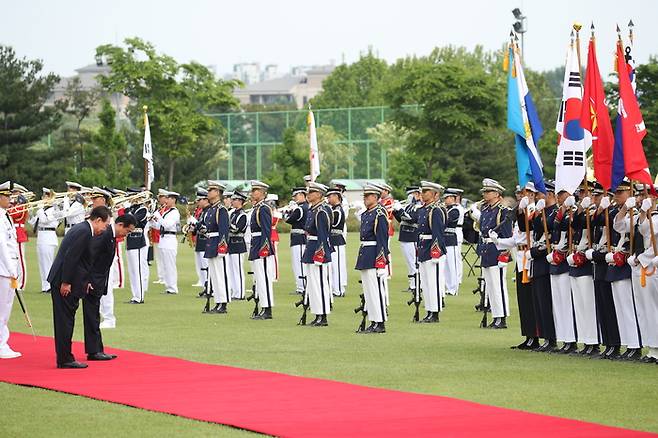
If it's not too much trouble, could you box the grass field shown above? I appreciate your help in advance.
[1,234,657,436]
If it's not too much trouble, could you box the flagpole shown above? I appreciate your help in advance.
[143,105,149,188]
[308,103,313,182]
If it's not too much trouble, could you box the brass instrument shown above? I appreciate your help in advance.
[112,191,153,208]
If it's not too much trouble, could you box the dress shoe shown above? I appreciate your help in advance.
[57,361,88,369]
[41,289,50,294]
[512,338,533,350]
[126,300,143,304]
[214,303,228,314]
[371,322,386,333]
[253,308,272,320]
[623,348,642,361]
[604,346,622,360]
[312,315,328,327]
[592,345,612,360]
[87,352,117,361]
[559,342,577,354]
[584,345,600,357]
[616,348,632,361]
[364,322,377,333]
[204,304,219,314]
[0,348,22,359]
[639,356,657,364]
[165,290,178,295]
[427,312,440,323]
[487,318,499,329]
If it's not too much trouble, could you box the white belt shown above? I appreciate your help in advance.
[331,230,343,235]
[419,234,433,240]
[360,240,376,246]
[230,233,244,237]
[482,238,494,244]
[291,229,305,234]
[307,235,318,241]
[13,224,24,228]
[445,228,457,233]
[206,232,219,237]
[251,232,262,237]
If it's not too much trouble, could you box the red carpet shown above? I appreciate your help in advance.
[0,333,653,437]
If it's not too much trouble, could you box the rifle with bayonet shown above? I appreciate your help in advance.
[294,275,309,325]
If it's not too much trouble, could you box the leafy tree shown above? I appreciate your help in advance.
[264,128,307,199]
[636,57,658,167]
[0,45,61,182]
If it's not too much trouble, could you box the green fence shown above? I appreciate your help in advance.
[208,105,420,181]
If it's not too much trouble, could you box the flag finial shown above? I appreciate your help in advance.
[143,105,148,112]
[628,19,634,28]
[573,22,583,33]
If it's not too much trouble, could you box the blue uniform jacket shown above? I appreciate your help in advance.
[194,207,210,252]
[285,201,309,246]
[125,204,148,250]
[591,206,631,282]
[477,202,512,268]
[302,202,333,264]
[568,210,593,277]
[355,205,389,270]
[417,203,447,263]
[203,201,230,259]
[228,208,248,254]
[249,201,274,261]
[444,205,460,247]
[330,205,346,247]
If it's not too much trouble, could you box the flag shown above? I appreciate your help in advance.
[580,37,614,190]
[143,112,155,190]
[506,45,546,193]
[555,38,591,195]
[611,39,651,189]
[308,110,320,182]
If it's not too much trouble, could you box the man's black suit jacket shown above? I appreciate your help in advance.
[47,221,94,298]
[89,225,116,297]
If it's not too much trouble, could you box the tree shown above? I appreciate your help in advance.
[0,45,61,182]
[95,37,241,188]
[264,128,308,199]
[636,57,658,167]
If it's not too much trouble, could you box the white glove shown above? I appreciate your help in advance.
[605,252,614,264]
[641,198,652,212]
[488,230,498,243]
[430,257,441,265]
[497,260,507,268]
[122,201,132,209]
[393,200,403,211]
[652,256,658,268]
[566,253,575,267]
[546,253,554,264]
[288,200,296,208]
[564,196,576,208]
[580,197,591,209]
[627,254,637,266]
[519,196,529,210]
[600,197,611,209]
[527,202,536,214]
[314,260,323,266]
[625,197,636,209]
[585,249,594,260]
[9,268,18,280]
[187,216,198,225]
[470,204,481,221]
[535,199,545,211]
[376,268,387,278]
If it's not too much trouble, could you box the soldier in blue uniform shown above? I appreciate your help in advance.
[203,181,231,314]
[249,180,276,319]
[327,187,347,297]
[443,188,465,296]
[301,182,333,326]
[124,188,150,304]
[416,181,447,323]
[392,186,421,293]
[472,178,513,329]
[284,187,309,295]
[191,188,211,297]
[355,183,390,333]
[228,191,248,300]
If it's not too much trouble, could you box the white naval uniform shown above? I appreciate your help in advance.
[568,226,598,346]
[549,231,576,344]
[0,208,20,358]
[151,207,180,293]
[445,204,465,295]
[62,197,86,234]
[635,214,658,357]
[611,216,641,349]
[30,206,63,292]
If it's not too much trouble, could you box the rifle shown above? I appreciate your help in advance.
[202,267,212,313]
[14,287,36,340]
[246,271,259,318]
[294,275,309,325]
[354,281,367,333]
[471,268,489,328]
[406,260,422,322]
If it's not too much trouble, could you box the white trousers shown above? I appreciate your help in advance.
[305,263,332,315]
[360,269,387,323]
[550,273,576,343]
[570,275,598,345]
[160,247,178,293]
[633,266,658,348]
[291,244,306,292]
[611,278,641,348]
[154,244,165,282]
[253,256,275,308]
[227,253,246,299]
[419,259,445,312]
[483,265,510,318]
[17,242,26,291]
[100,251,121,325]
[330,245,347,296]
[127,247,149,302]
[0,277,15,352]
[456,238,464,284]
[194,251,208,285]
[36,243,56,291]
[445,245,462,295]
[208,256,231,305]
[400,241,417,290]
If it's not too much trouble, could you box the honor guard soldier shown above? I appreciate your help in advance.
[284,187,309,295]
[150,190,167,284]
[377,183,395,278]
[0,181,22,359]
[302,182,333,326]
[62,181,87,233]
[392,186,421,293]
[249,180,276,319]
[124,187,150,304]
[416,181,447,323]
[150,190,180,294]
[471,178,512,329]
[443,188,465,296]
[327,187,347,297]
[355,183,390,333]
[8,183,29,291]
[190,188,210,292]
[203,181,231,313]
[228,191,248,300]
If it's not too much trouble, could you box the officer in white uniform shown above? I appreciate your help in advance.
[29,188,64,293]
[62,181,87,234]
[0,181,21,359]
[150,190,180,294]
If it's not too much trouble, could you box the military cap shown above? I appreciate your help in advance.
[207,180,225,191]
[405,186,420,195]
[307,182,328,195]
[362,183,382,196]
[480,178,505,193]
[291,187,307,196]
[251,180,270,191]
[65,181,83,190]
[420,181,444,193]
[231,191,248,201]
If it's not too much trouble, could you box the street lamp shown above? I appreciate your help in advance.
[512,8,527,59]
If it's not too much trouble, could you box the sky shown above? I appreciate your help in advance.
[1,0,657,79]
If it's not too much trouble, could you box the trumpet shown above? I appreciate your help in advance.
[112,191,153,207]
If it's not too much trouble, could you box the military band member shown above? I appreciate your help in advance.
[392,186,421,293]
[327,187,347,297]
[203,181,231,313]
[62,181,87,234]
[471,178,512,329]
[355,183,390,333]
[190,188,210,290]
[443,188,465,296]
[249,180,276,319]
[228,191,248,300]
[150,190,167,284]
[302,182,333,326]
[124,187,150,305]
[284,187,309,295]
[378,183,395,278]
[29,189,62,293]
[8,184,28,291]
[150,190,180,294]
[416,181,447,323]
[0,181,21,359]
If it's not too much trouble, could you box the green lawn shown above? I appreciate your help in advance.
[1,234,656,436]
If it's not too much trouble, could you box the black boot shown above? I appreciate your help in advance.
[371,322,386,333]
[584,345,600,357]
[513,337,532,350]
[623,348,642,361]
[317,314,328,326]
[428,312,440,323]
[420,311,433,323]
[254,307,272,320]
[560,342,578,354]
[309,315,321,326]
[364,322,377,333]
[215,303,227,314]
[605,346,622,360]
[592,345,612,359]
[487,317,499,328]
[492,317,507,329]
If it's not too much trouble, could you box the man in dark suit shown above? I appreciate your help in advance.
[48,206,111,369]
[83,214,137,360]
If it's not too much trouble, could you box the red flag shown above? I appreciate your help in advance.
[580,38,614,190]
[616,40,651,185]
